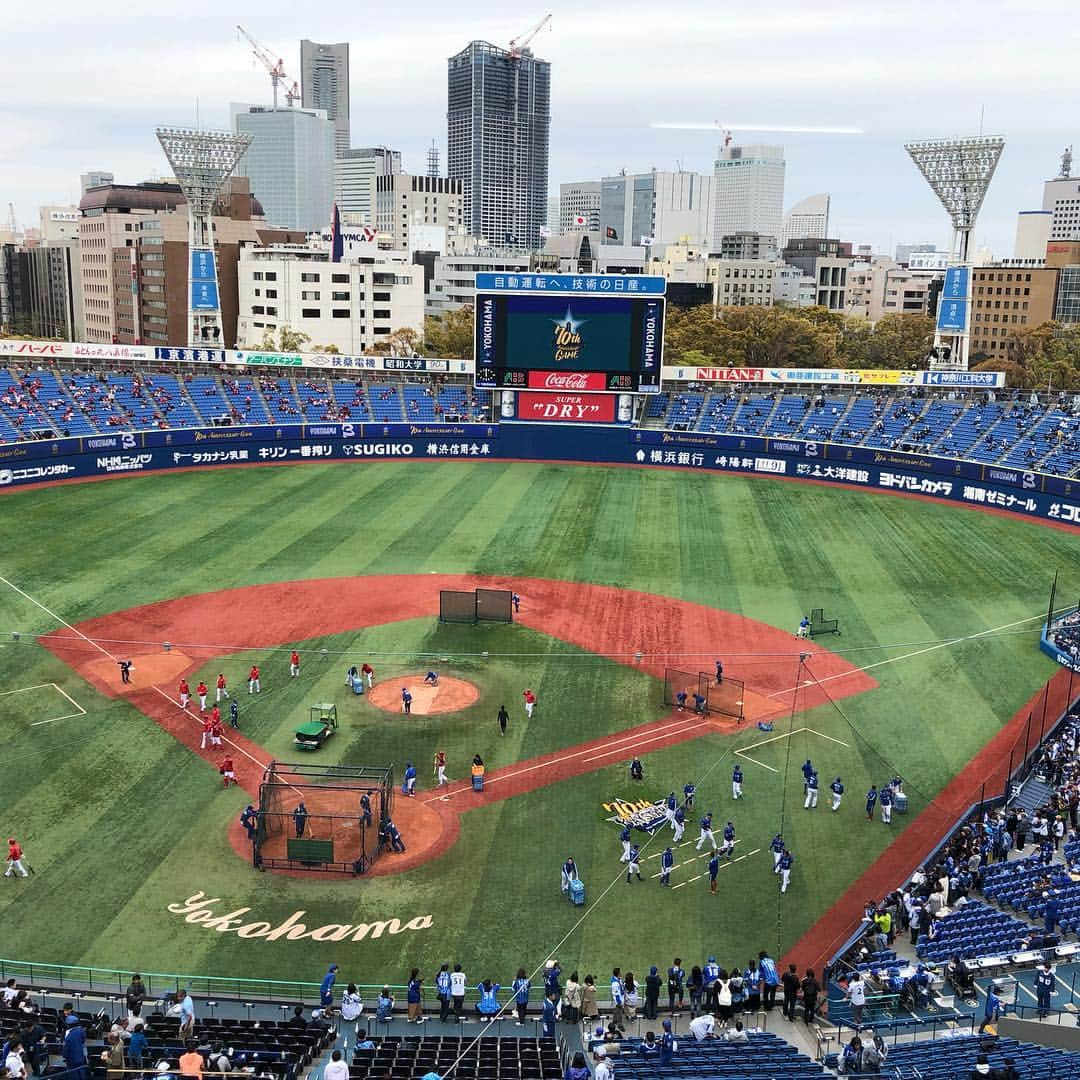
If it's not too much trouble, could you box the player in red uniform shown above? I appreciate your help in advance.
[290,650,300,678]
[5,838,28,878]
[178,679,191,709]
[361,662,374,688]
[248,665,260,694]
[523,688,536,718]
[211,717,224,747]
[219,756,237,788]
[196,680,208,711]
[216,673,229,702]
[200,713,214,750]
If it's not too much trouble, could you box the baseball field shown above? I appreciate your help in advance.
[0,459,1075,991]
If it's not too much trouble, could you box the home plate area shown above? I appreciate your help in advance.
[367,674,479,716]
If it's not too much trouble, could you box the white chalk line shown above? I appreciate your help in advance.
[0,575,272,777]
[733,726,850,772]
[1,681,89,727]
[671,847,760,889]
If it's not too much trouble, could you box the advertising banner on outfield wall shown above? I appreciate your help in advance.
[663,365,1005,389]
[516,392,617,423]
[1,423,1077,528]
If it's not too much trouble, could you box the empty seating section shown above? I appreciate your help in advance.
[764,394,809,437]
[836,396,879,442]
[349,1034,561,1080]
[942,402,1005,457]
[643,391,670,420]
[866,1034,1080,1080]
[968,405,1031,464]
[220,377,270,424]
[1000,408,1071,470]
[915,901,1031,962]
[404,383,439,421]
[729,393,776,436]
[666,392,704,429]
[369,383,405,421]
[797,395,850,439]
[188,376,232,423]
[613,1031,829,1079]
[696,393,740,433]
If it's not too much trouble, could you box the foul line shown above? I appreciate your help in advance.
[0,574,271,777]
[766,610,1052,701]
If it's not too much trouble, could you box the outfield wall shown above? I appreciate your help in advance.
[0,422,1078,527]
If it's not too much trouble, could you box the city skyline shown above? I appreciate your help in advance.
[2,2,1078,255]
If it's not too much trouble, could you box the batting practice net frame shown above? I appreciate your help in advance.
[663,668,745,723]
[253,761,393,875]
[809,607,840,637]
[439,588,513,624]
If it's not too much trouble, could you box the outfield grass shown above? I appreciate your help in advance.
[0,461,1075,989]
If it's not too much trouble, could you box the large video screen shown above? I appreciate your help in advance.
[474,290,664,394]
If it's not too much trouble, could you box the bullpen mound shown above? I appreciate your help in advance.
[368,675,479,716]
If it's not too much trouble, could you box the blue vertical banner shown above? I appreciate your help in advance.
[190,248,220,311]
[937,266,970,333]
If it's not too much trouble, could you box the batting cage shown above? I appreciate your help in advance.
[439,588,513,624]
[663,668,745,723]
[809,607,840,637]
[253,761,393,875]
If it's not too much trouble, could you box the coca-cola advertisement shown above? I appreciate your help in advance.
[518,392,616,423]
[526,371,609,392]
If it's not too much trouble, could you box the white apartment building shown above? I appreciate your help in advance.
[1043,174,1080,241]
[708,259,777,309]
[559,181,601,234]
[712,144,785,251]
[772,263,815,307]
[375,174,463,253]
[236,245,423,354]
[425,251,530,317]
[845,258,936,321]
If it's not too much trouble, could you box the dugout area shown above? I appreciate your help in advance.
[254,762,393,875]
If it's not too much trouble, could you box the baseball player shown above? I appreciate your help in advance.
[707,852,720,895]
[200,713,214,750]
[715,659,724,685]
[720,820,736,859]
[770,832,785,873]
[362,662,374,688]
[732,764,744,800]
[696,812,717,851]
[879,784,893,824]
[219,756,237,788]
[830,777,844,812]
[290,651,300,678]
[675,690,688,712]
[211,712,224,748]
[629,756,644,781]
[626,844,642,883]
[497,704,509,736]
[248,665,260,694]
[196,681,208,711]
[433,750,448,786]
[683,781,696,808]
[779,849,794,893]
[512,592,521,613]
[620,824,632,862]
[692,692,706,714]
[360,792,373,827]
[402,688,413,714]
[240,804,258,841]
[660,846,674,886]
[229,699,239,729]
[797,616,810,639]
[403,762,417,796]
[664,792,678,823]
[424,670,439,686]
[5,838,28,878]
[672,805,686,843]
[178,679,191,710]
[216,672,229,701]
[804,771,819,809]
[866,785,879,822]
[523,688,536,717]
[801,759,815,784]
[561,856,578,895]
[117,659,133,684]
[293,801,308,838]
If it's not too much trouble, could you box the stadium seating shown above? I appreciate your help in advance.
[369,383,406,422]
[220,378,271,425]
[260,377,303,422]
[764,394,809,437]
[295,379,339,421]
[916,901,1032,963]
[188,376,232,424]
[613,1031,829,1079]
[348,1033,561,1080]
[331,379,372,421]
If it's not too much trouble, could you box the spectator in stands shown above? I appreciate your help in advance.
[61,1015,87,1080]
[406,969,425,1024]
[643,965,661,1020]
[5,1038,26,1080]
[562,971,582,1025]
[541,989,559,1038]
[687,965,704,1017]
[127,1023,148,1071]
[979,984,1003,1034]
[688,1011,717,1040]
[178,990,195,1038]
[847,971,866,1025]
[971,1052,994,1077]
[178,1041,203,1080]
[286,1006,307,1030]
[581,975,598,1028]
[563,1051,590,1080]
[354,1030,375,1051]
[592,1046,613,1080]
[475,978,500,1019]
[323,1050,348,1080]
[375,987,394,1023]
[125,974,145,1021]
[341,983,363,1026]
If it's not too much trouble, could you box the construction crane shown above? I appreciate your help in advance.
[236,25,297,111]
[508,13,551,59]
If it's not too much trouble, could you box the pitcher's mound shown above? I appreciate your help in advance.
[369,675,478,715]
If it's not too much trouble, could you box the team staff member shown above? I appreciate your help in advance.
[497,704,509,736]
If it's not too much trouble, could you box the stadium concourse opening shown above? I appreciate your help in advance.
[254,761,393,875]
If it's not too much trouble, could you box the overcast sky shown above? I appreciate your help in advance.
[3,1,1078,256]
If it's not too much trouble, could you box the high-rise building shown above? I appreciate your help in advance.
[300,40,350,157]
[599,170,713,248]
[1042,175,1080,241]
[712,143,785,250]
[781,193,830,247]
[447,40,551,251]
[376,173,463,253]
[80,170,114,195]
[232,105,335,231]
[559,181,601,234]
[1014,210,1052,261]
[334,147,401,223]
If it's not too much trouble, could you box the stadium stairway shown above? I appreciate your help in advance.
[1011,776,1056,815]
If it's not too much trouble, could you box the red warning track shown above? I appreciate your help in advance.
[40,574,876,877]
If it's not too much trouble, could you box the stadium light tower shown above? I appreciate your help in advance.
[155,126,252,348]
[904,135,1005,371]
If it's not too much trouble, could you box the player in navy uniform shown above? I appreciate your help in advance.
[779,849,794,893]
[802,759,814,784]
[879,784,893,824]
[830,777,844,811]
[626,844,642,882]
[676,690,688,712]
[865,785,879,822]
[620,824,632,862]
[732,764,744,800]
[360,792,373,827]
[720,820,736,859]
[707,852,720,894]
[229,698,240,728]
[692,692,706,714]
[696,812,717,851]
[715,659,723,684]
[665,792,678,823]
[660,846,674,886]
[561,856,578,895]
[683,782,696,808]
[804,771,819,809]
[629,756,644,781]
[1035,962,1055,1018]
[240,804,258,841]
[672,806,686,843]
[770,832,785,873]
